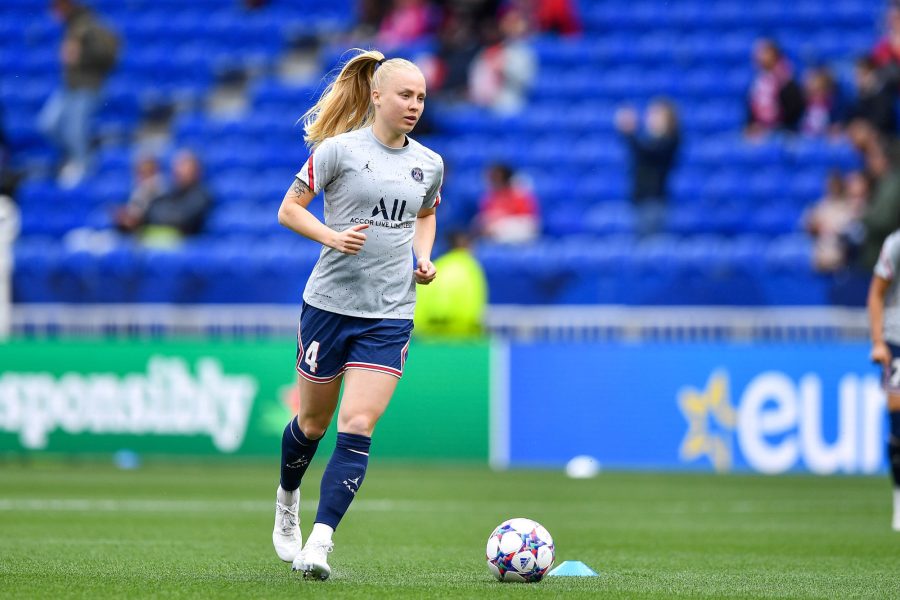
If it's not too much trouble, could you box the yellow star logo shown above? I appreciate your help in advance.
[678,371,737,472]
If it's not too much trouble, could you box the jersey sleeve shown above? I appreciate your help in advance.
[875,232,900,281]
[422,157,444,210]
[295,138,342,195]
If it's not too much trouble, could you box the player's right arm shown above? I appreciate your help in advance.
[869,275,891,368]
[277,177,368,255]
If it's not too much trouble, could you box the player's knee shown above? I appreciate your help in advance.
[297,419,328,440]
[339,413,375,437]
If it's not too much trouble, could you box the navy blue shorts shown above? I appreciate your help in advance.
[295,302,413,384]
[884,343,900,395]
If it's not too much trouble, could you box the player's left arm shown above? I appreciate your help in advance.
[414,207,437,285]
[869,275,892,368]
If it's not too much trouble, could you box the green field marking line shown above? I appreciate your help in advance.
[0,496,879,515]
[0,498,441,513]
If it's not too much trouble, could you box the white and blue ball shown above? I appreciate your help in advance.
[485,517,555,583]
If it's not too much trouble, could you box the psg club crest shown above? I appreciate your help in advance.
[410,167,424,182]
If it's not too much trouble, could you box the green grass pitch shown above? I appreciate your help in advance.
[0,461,897,599]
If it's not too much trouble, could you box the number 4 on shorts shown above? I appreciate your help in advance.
[305,341,320,374]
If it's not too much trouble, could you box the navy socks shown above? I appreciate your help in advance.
[279,422,372,532]
[279,417,321,492]
[315,432,371,530]
[890,412,900,488]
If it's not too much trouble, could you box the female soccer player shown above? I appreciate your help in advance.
[270,49,443,578]
[868,228,900,531]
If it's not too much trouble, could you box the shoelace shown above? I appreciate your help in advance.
[307,540,334,554]
[276,502,298,534]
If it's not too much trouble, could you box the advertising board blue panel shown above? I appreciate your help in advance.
[505,343,886,474]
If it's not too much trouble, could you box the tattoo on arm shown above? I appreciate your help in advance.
[292,178,311,196]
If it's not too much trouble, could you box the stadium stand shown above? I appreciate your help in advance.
[1,0,884,305]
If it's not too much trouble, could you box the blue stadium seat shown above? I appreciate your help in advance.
[560,203,623,236]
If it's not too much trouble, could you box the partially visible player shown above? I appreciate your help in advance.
[270,49,443,578]
[868,227,900,531]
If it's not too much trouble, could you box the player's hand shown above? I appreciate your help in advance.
[871,341,892,368]
[331,224,368,255]
[414,259,436,285]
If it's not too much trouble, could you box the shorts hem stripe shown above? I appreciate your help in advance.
[296,368,344,384]
[344,362,402,378]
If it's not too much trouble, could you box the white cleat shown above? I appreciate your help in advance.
[893,513,900,532]
[272,490,302,562]
[292,540,334,580]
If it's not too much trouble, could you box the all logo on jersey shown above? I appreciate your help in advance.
[371,197,407,221]
[410,167,424,182]
[351,197,413,229]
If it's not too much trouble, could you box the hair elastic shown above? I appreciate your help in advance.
[377,57,387,65]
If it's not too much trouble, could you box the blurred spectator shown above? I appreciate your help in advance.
[476,163,540,243]
[430,7,483,98]
[858,143,900,271]
[356,0,391,38]
[413,231,488,338]
[37,0,119,188]
[845,170,874,218]
[0,104,21,202]
[847,117,900,174]
[847,56,897,137]
[532,0,582,35]
[871,3,900,81]
[847,118,886,159]
[113,156,166,233]
[615,100,680,236]
[801,67,844,136]
[805,172,861,272]
[377,0,437,48]
[468,8,536,114]
[745,39,804,136]
[0,104,19,317]
[845,121,900,270]
[0,194,19,335]
[119,151,212,247]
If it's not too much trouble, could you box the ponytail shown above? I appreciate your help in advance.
[302,49,384,148]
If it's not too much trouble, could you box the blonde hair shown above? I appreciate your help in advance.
[302,49,422,148]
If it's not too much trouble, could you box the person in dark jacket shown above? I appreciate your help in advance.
[37,0,119,188]
[745,38,804,136]
[847,56,898,137]
[142,151,212,240]
[615,99,680,236]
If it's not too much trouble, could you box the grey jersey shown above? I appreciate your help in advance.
[295,127,444,319]
[875,230,900,344]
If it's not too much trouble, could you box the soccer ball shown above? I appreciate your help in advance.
[485,517,555,583]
